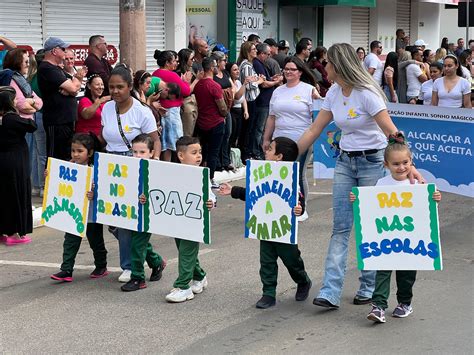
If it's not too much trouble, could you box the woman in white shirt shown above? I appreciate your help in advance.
[419,62,443,105]
[431,55,472,108]
[101,64,160,283]
[297,43,423,309]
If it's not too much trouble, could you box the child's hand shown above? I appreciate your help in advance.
[44,169,48,178]
[218,182,232,196]
[349,192,356,202]
[87,183,95,201]
[432,190,442,202]
[139,194,147,205]
[293,203,302,216]
[205,199,214,210]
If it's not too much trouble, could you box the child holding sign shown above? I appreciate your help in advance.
[350,134,441,323]
[51,133,109,282]
[121,134,166,292]
[219,137,312,309]
[165,136,215,303]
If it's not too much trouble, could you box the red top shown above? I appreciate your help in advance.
[193,77,224,131]
[151,68,191,109]
[76,97,104,136]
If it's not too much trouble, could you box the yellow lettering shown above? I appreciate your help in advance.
[400,192,413,208]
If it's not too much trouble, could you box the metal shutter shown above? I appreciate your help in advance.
[351,7,370,52]
[43,0,120,47]
[0,0,43,51]
[146,0,166,72]
[396,0,411,39]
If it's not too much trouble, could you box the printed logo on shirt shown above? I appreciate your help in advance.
[124,125,132,133]
[347,108,360,120]
[293,95,302,101]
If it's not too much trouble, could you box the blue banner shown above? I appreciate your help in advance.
[313,102,474,198]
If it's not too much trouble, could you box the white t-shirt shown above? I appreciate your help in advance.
[102,98,158,152]
[376,175,418,186]
[269,81,313,143]
[432,77,471,108]
[461,65,471,80]
[233,80,244,108]
[419,79,434,105]
[321,84,387,151]
[364,53,383,86]
[406,64,424,98]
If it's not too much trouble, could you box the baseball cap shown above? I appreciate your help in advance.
[278,40,290,49]
[414,39,428,47]
[264,38,278,47]
[44,37,71,51]
[213,43,229,54]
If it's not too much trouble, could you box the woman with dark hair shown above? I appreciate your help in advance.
[432,55,471,108]
[419,62,443,105]
[0,86,37,245]
[309,46,331,97]
[441,37,449,52]
[3,48,43,120]
[76,75,110,136]
[262,56,320,221]
[356,47,366,62]
[176,48,194,75]
[226,61,249,148]
[152,50,192,161]
[100,64,162,282]
[458,49,472,80]
[381,52,399,103]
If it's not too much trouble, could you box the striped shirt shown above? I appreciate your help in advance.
[239,59,260,102]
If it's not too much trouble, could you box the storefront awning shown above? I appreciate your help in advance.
[279,0,376,7]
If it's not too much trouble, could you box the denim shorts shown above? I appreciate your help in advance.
[161,106,183,151]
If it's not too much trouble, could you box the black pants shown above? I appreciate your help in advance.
[195,122,225,180]
[230,107,243,148]
[44,123,74,162]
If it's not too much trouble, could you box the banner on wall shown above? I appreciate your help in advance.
[186,0,217,49]
[146,160,211,244]
[41,158,92,238]
[352,184,442,270]
[244,160,299,245]
[312,102,474,198]
[91,153,211,243]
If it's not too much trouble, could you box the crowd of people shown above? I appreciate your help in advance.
[0,29,462,319]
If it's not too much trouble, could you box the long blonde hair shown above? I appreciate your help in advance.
[327,43,386,101]
[434,47,447,63]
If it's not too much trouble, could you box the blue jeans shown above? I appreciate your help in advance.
[32,112,47,188]
[298,147,311,206]
[115,228,132,271]
[249,106,269,159]
[317,150,386,306]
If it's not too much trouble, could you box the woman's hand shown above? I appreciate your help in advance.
[408,166,425,184]
[100,95,111,104]
[205,199,215,210]
[218,183,232,196]
[243,111,249,120]
[349,192,356,203]
[139,194,147,205]
[182,71,193,83]
[432,190,442,202]
[262,139,271,152]
[391,93,398,103]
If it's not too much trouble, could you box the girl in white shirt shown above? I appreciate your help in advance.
[431,55,472,108]
[419,62,443,106]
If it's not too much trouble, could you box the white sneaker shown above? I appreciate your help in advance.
[165,287,195,303]
[31,187,40,196]
[190,276,208,294]
[40,188,44,198]
[118,269,132,283]
[297,210,308,222]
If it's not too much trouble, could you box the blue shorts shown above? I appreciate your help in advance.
[161,106,183,151]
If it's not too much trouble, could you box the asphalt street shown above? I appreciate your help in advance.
[0,176,473,354]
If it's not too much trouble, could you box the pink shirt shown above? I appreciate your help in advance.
[151,68,191,108]
[10,79,43,120]
[76,97,104,136]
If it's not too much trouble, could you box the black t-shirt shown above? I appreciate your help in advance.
[38,61,77,125]
[213,71,232,89]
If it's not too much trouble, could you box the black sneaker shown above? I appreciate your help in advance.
[121,279,147,292]
[90,267,110,279]
[256,295,276,309]
[51,270,73,282]
[295,280,312,301]
[150,260,167,282]
[353,295,372,305]
[313,297,339,309]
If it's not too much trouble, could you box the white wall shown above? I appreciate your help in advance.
[369,0,397,54]
[323,6,351,47]
[413,2,441,52]
[439,5,474,46]
[279,6,318,54]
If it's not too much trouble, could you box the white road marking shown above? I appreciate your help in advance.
[0,248,215,272]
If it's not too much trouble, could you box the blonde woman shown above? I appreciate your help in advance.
[297,43,424,309]
[434,47,447,63]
